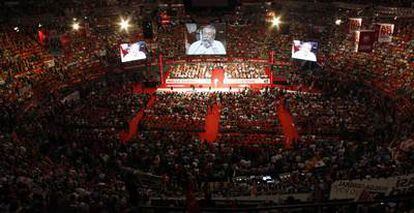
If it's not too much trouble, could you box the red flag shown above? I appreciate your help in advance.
[38,30,46,45]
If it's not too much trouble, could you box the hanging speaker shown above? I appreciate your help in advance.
[142,20,153,39]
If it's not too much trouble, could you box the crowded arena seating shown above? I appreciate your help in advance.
[140,92,211,131]
[52,87,148,130]
[288,93,380,138]
[1,0,413,212]
[324,19,414,100]
[220,90,281,133]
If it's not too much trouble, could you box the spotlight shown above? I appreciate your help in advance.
[14,26,19,31]
[119,18,130,31]
[72,22,80,31]
[335,19,342,26]
[272,16,281,28]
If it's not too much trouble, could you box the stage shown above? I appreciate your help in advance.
[162,67,271,90]
[155,60,319,94]
[156,84,319,94]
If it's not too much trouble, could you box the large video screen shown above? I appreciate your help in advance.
[291,40,318,62]
[185,23,227,55]
[120,41,147,63]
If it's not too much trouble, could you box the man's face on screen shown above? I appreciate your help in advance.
[202,27,215,43]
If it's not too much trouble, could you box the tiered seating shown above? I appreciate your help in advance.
[288,94,382,138]
[325,19,414,103]
[224,62,267,79]
[168,62,267,79]
[220,90,282,134]
[0,27,55,98]
[38,85,149,146]
[140,92,211,132]
[157,25,186,59]
[169,63,213,79]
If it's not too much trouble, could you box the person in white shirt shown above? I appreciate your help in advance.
[292,42,317,62]
[187,25,226,55]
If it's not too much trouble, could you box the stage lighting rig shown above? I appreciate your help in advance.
[272,16,282,28]
[72,22,80,31]
[119,18,130,31]
[335,19,342,26]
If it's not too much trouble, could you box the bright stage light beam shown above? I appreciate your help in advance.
[272,16,282,28]
[72,22,80,31]
[119,18,130,31]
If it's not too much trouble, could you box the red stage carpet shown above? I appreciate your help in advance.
[277,104,299,148]
[120,94,156,143]
[199,103,220,142]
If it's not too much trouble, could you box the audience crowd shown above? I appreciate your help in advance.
[0,0,413,211]
[2,85,413,211]
[220,90,281,133]
[140,92,211,132]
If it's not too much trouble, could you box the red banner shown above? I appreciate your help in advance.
[376,23,394,43]
[348,18,362,33]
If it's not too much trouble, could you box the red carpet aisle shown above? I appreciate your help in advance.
[119,94,156,143]
[132,83,157,94]
[277,104,299,148]
[199,103,221,142]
